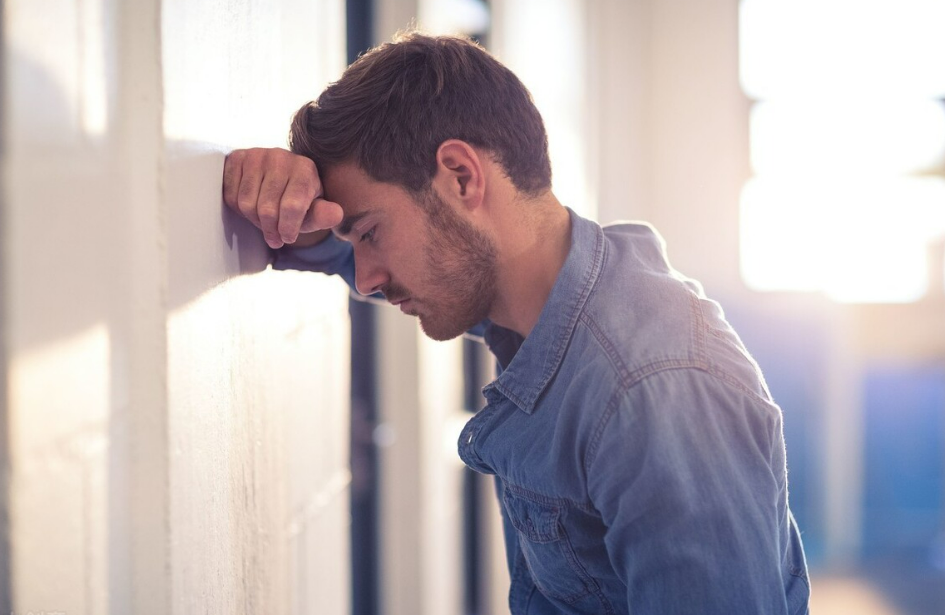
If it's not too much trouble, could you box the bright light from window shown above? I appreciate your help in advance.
[741,177,945,302]
[740,0,945,99]
[739,0,945,303]
[420,0,490,36]
[750,99,945,176]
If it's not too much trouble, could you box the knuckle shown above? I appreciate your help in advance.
[236,192,252,210]
[278,209,302,232]
[223,151,241,171]
[237,177,257,199]
[237,195,256,216]
[291,176,319,202]
[294,156,319,178]
[257,205,278,224]
[263,147,289,165]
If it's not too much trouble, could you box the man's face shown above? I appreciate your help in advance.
[325,163,498,341]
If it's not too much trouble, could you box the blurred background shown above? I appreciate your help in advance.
[2,0,943,614]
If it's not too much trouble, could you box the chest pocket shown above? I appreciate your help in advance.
[503,489,593,604]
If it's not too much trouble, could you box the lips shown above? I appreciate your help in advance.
[390,297,417,315]
[385,290,414,315]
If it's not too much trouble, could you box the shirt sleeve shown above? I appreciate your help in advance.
[586,367,798,615]
[273,233,495,337]
[272,232,357,290]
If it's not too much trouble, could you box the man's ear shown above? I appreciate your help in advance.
[433,139,485,211]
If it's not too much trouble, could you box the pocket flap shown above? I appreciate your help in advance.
[503,491,561,544]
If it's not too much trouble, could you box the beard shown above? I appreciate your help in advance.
[403,189,498,341]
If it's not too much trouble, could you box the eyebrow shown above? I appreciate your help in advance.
[334,211,373,238]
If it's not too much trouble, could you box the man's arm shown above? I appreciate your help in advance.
[222,147,342,249]
[586,368,805,614]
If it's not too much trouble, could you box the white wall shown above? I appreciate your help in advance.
[2,1,350,613]
[586,0,749,293]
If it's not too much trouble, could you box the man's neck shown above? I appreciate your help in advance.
[488,193,572,338]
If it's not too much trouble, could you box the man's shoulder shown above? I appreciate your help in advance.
[576,221,707,371]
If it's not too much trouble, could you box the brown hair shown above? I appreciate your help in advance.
[289,32,552,197]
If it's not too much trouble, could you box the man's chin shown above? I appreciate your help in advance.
[417,314,470,342]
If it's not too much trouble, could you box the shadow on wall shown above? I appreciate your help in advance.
[7,37,277,351]
[166,139,274,311]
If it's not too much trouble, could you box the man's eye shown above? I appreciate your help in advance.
[359,227,376,243]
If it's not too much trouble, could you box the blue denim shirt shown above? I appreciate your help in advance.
[276,209,810,615]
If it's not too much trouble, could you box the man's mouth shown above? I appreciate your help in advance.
[390,297,416,315]
[383,287,414,314]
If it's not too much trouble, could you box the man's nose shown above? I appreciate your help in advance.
[354,254,388,296]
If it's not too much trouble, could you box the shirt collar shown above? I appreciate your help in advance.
[482,209,605,414]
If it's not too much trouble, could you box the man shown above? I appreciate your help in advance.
[222,33,810,615]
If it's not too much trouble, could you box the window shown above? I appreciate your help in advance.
[739,0,945,302]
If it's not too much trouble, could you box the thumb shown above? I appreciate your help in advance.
[300,198,344,233]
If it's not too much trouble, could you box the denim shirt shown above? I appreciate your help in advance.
[275,209,810,615]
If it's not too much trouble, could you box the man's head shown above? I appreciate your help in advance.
[289,32,551,197]
[320,150,500,341]
[291,33,554,340]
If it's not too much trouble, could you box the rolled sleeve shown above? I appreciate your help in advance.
[272,233,356,290]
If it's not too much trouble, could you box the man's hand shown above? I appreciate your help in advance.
[222,148,343,249]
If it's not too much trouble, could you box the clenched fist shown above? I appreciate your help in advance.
[222,147,343,249]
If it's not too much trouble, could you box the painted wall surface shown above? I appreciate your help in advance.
[2,1,350,613]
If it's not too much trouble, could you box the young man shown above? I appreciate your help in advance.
[222,33,810,615]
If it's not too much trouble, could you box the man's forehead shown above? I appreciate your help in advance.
[321,164,372,230]
[323,163,415,232]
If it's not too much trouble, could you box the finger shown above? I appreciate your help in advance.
[298,198,344,234]
[257,171,289,248]
[278,172,320,243]
[306,198,344,232]
[236,158,264,229]
[222,150,244,209]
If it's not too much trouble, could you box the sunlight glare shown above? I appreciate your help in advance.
[750,99,945,176]
[741,177,945,302]
[740,0,945,100]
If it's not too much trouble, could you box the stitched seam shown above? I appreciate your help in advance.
[585,384,628,473]
[578,312,632,384]
[504,491,561,542]
[550,524,607,606]
[507,493,606,607]
[789,566,808,580]
[494,381,529,413]
[688,291,708,364]
[708,326,727,339]
[584,362,776,472]
[504,481,597,515]
[556,524,617,613]
[704,362,772,406]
